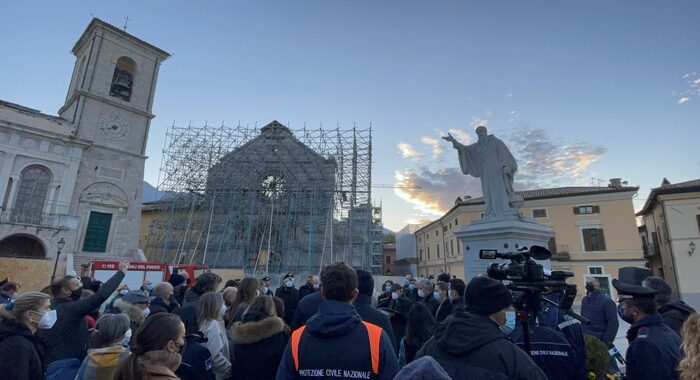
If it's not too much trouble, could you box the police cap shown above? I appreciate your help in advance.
[612,279,658,301]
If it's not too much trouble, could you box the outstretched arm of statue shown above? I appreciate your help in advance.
[442,133,462,149]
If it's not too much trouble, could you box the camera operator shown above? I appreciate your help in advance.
[416,276,548,380]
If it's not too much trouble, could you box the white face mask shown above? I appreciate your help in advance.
[285,280,294,288]
[417,289,425,298]
[263,287,269,294]
[391,292,399,300]
[141,307,150,318]
[121,328,132,347]
[313,283,320,289]
[36,309,57,330]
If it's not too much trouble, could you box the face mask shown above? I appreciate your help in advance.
[121,328,132,347]
[36,309,58,329]
[70,287,83,300]
[403,279,409,286]
[263,287,269,294]
[384,286,392,293]
[146,284,154,292]
[285,280,294,288]
[618,304,635,324]
[313,284,320,289]
[141,307,150,318]
[408,284,416,290]
[585,284,595,293]
[220,304,227,317]
[417,289,425,298]
[119,289,129,296]
[500,311,517,335]
[391,292,399,300]
[433,291,441,301]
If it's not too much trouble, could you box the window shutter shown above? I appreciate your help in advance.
[548,237,557,254]
[598,229,606,251]
[573,207,580,215]
[696,215,700,234]
[592,205,601,214]
[582,229,592,251]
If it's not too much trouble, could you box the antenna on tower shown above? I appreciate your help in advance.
[123,16,131,31]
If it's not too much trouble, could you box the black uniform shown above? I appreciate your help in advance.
[511,324,586,380]
[276,286,300,326]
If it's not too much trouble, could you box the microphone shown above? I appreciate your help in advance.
[609,345,625,365]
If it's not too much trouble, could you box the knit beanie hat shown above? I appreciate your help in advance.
[464,276,513,316]
[168,273,187,288]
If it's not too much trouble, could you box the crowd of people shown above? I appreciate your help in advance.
[0,263,697,379]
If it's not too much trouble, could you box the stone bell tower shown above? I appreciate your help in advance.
[58,18,169,259]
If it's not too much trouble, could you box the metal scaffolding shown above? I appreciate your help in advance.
[143,121,382,275]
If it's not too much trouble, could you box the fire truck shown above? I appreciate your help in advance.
[89,261,209,290]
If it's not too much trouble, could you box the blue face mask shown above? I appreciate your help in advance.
[146,284,154,292]
[119,289,129,296]
[385,286,392,293]
[408,284,416,290]
[500,311,517,335]
[433,291,441,301]
[403,279,409,286]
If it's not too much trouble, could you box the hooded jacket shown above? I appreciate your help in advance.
[230,316,290,380]
[176,332,216,380]
[39,270,125,364]
[658,300,696,336]
[291,291,323,330]
[353,293,396,349]
[275,300,399,380]
[75,345,130,380]
[0,318,45,380]
[417,312,547,380]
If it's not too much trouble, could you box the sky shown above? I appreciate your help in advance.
[2,1,699,231]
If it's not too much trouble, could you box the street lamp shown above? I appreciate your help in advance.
[689,241,696,257]
[50,238,66,285]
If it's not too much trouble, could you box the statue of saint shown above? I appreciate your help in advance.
[443,126,522,220]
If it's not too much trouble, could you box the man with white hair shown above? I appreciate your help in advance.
[150,282,178,315]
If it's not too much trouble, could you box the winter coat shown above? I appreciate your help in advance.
[580,290,619,345]
[377,292,391,309]
[230,316,290,380]
[275,300,399,380]
[353,293,397,349]
[183,288,203,306]
[39,270,125,364]
[298,283,317,300]
[75,345,130,380]
[139,350,182,380]
[404,286,419,303]
[434,299,452,323]
[275,286,299,326]
[659,300,696,336]
[420,294,439,316]
[149,296,178,316]
[176,332,216,380]
[0,318,45,380]
[417,311,548,380]
[511,324,586,380]
[290,291,323,330]
[450,297,465,315]
[200,319,231,380]
[394,356,451,380]
[625,312,682,380]
[112,298,146,332]
[174,290,203,336]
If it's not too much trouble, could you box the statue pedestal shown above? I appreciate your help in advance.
[454,219,554,280]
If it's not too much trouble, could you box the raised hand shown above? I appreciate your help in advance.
[442,133,459,148]
[118,260,130,272]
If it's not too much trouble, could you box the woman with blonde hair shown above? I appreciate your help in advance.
[0,291,53,379]
[226,277,259,326]
[198,292,231,380]
[230,296,289,380]
[76,313,131,379]
[679,313,700,380]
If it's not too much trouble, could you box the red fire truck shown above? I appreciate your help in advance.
[90,261,209,290]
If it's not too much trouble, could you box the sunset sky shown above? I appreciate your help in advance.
[2,1,699,231]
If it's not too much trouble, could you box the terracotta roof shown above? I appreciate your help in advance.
[416,185,639,234]
[637,178,700,216]
[458,186,639,206]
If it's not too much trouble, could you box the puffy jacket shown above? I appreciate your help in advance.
[230,316,290,380]
[580,290,618,344]
[417,312,548,380]
[275,286,300,326]
[0,318,45,380]
[353,293,396,349]
[659,300,696,336]
[275,300,399,380]
[39,270,125,364]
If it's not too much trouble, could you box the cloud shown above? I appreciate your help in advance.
[507,128,607,188]
[677,72,700,104]
[678,97,690,105]
[470,117,489,129]
[447,128,472,144]
[397,141,422,161]
[394,167,481,215]
[420,136,445,161]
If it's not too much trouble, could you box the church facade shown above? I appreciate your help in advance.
[0,18,168,270]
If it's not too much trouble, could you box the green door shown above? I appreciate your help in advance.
[82,211,113,252]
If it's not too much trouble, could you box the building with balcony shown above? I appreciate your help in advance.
[637,178,700,309]
[415,183,645,302]
[0,18,168,272]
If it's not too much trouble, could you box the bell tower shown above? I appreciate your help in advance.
[59,18,169,258]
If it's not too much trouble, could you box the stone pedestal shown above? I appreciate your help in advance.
[454,219,554,280]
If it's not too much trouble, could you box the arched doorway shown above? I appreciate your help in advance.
[0,234,46,258]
